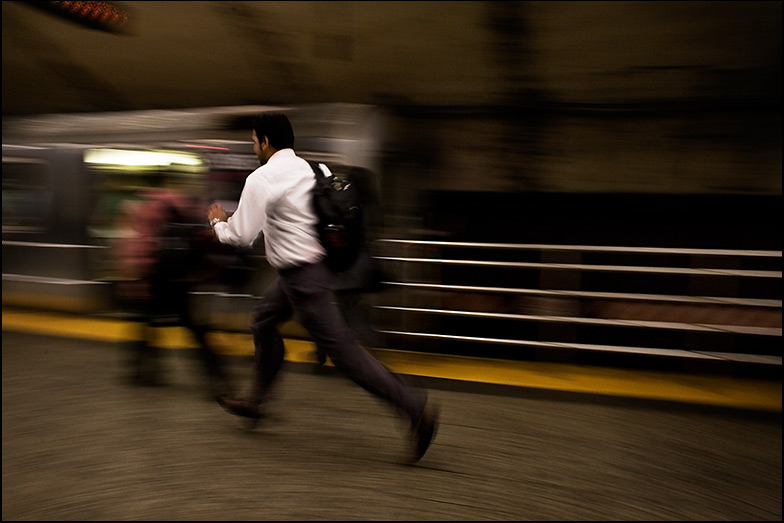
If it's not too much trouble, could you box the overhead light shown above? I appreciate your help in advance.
[22,1,133,34]
[84,148,203,169]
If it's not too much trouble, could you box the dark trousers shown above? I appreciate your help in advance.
[123,278,226,384]
[250,261,426,423]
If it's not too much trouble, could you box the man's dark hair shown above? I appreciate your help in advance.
[253,112,295,150]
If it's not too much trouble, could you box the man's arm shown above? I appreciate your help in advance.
[207,179,267,248]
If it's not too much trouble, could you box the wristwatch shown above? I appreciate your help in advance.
[210,217,222,228]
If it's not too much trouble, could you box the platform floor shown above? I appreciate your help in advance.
[2,309,782,520]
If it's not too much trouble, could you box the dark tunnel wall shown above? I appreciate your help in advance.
[3,2,780,113]
[3,1,781,198]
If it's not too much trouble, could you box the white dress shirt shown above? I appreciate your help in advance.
[213,149,326,269]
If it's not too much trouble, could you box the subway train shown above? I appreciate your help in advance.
[2,103,387,335]
[3,103,781,373]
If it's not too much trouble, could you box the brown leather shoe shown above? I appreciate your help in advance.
[216,394,264,420]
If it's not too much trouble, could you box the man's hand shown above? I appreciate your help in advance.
[208,203,228,223]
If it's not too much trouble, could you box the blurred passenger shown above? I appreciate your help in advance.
[113,169,230,397]
[316,166,386,367]
[207,112,438,462]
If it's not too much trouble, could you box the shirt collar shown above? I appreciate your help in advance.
[267,148,295,164]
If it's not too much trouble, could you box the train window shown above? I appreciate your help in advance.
[84,148,208,242]
[202,151,259,204]
[2,157,54,232]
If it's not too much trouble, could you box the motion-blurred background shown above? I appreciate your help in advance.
[4,1,781,194]
[3,1,781,372]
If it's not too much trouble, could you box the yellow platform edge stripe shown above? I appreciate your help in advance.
[2,308,780,412]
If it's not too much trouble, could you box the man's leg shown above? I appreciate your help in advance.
[249,277,294,401]
[216,276,293,419]
[281,262,427,423]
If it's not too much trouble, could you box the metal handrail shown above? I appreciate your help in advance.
[374,239,782,366]
[376,256,781,278]
[376,239,782,258]
[376,330,782,365]
[379,281,781,308]
[376,305,782,336]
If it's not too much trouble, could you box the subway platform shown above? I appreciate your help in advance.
[2,308,781,520]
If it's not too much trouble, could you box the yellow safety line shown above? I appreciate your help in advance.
[2,308,780,412]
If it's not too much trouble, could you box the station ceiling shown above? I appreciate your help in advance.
[2,1,781,117]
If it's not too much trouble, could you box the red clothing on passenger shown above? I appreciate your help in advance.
[113,188,201,297]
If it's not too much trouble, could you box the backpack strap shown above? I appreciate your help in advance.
[307,160,329,181]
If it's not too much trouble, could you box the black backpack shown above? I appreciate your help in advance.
[308,161,363,272]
